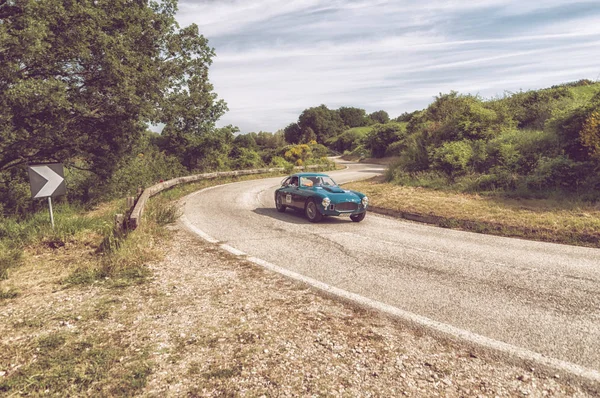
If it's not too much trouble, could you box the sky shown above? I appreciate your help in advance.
[175,0,600,134]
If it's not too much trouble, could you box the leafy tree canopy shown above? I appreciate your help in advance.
[297,105,345,143]
[368,110,390,124]
[337,107,368,128]
[0,0,225,177]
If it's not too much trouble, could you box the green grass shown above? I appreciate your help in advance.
[345,126,373,136]
[65,171,302,287]
[0,202,121,284]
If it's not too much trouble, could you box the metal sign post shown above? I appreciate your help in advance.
[27,163,66,229]
[48,197,55,229]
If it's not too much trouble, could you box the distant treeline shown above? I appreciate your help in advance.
[272,79,600,199]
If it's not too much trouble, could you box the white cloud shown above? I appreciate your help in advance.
[177,0,600,132]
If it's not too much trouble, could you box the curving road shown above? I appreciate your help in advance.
[182,160,600,376]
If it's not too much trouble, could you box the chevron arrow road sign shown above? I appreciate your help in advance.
[28,163,66,199]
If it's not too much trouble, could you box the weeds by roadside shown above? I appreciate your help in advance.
[1,170,316,294]
[345,177,600,247]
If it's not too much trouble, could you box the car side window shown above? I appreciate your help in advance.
[289,177,298,186]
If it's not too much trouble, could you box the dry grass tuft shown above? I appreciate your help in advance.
[345,178,600,247]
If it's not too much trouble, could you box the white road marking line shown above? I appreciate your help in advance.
[220,244,246,256]
[181,217,600,390]
[180,215,219,244]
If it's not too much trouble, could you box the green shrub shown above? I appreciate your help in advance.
[431,140,474,177]
[230,148,264,170]
[527,156,592,191]
[397,132,429,172]
[362,122,406,158]
[473,168,521,191]
[387,169,449,189]
[385,140,406,157]
[345,144,368,159]
[270,156,294,173]
[326,127,370,152]
[508,87,574,130]
[0,168,33,216]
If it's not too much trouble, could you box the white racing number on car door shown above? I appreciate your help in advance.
[286,194,292,204]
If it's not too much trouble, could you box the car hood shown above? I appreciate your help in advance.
[312,186,361,201]
[320,186,345,194]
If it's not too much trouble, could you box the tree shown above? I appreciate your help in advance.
[233,133,258,151]
[0,0,225,178]
[301,127,317,143]
[395,111,419,123]
[298,105,345,143]
[337,107,368,128]
[284,123,302,144]
[368,110,390,124]
[254,131,285,149]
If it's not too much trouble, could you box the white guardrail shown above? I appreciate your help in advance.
[128,165,325,229]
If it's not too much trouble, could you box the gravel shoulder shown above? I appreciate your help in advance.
[0,222,594,396]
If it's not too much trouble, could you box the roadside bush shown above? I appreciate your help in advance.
[397,132,429,172]
[269,156,294,173]
[0,168,34,216]
[326,127,369,153]
[145,197,181,226]
[556,102,600,162]
[284,144,312,165]
[385,140,406,157]
[342,144,368,160]
[386,169,449,189]
[473,168,521,191]
[106,150,186,199]
[310,142,330,159]
[230,148,264,170]
[508,87,573,130]
[363,123,406,158]
[431,140,474,177]
[579,111,600,160]
[526,156,592,191]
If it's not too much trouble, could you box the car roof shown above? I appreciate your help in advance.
[292,172,330,177]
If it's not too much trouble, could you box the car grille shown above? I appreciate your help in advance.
[334,202,358,212]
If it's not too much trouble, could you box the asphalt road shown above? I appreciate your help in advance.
[182,161,600,374]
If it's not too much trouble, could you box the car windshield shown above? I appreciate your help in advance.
[300,176,337,187]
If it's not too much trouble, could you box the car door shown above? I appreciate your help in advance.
[286,176,301,208]
[294,176,313,209]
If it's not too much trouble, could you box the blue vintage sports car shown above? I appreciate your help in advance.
[274,172,368,223]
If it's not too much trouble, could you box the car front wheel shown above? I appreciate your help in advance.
[305,199,323,223]
[350,212,366,222]
[275,193,286,212]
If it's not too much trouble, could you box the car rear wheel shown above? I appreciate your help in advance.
[275,193,286,212]
[350,212,366,222]
[305,199,323,223]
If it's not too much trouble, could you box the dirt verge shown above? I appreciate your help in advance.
[0,223,594,396]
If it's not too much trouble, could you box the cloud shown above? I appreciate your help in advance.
[177,0,600,133]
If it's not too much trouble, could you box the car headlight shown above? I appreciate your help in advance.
[322,197,331,208]
[361,196,369,207]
